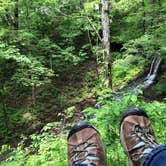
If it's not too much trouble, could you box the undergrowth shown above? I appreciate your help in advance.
[1,94,166,166]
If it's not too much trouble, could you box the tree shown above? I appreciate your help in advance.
[14,0,19,30]
[102,0,112,88]
[142,0,146,34]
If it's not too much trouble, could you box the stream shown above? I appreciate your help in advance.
[112,50,162,99]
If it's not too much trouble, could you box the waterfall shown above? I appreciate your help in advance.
[112,50,162,99]
[143,50,162,89]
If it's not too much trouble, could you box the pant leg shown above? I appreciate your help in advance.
[142,145,166,166]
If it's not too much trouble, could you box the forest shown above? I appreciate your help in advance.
[0,0,166,165]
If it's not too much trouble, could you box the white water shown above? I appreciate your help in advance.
[143,50,162,89]
[112,50,162,99]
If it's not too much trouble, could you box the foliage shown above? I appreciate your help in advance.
[122,35,155,58]
[1,94,166,165]
[83,94,166,165]
[0,43,54,86]
[153,72,166,95]
[0,0,166,165]
[1,132,67,166]
[112,54,145,87]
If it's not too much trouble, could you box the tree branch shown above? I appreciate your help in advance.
[53,8,102,42]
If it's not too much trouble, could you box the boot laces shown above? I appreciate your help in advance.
[69,140,99,166]
[129,125,157,159]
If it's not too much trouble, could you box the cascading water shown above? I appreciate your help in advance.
[112,50,162,99]
[143,50,162,89]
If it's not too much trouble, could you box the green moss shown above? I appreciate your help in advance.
[112,55,145,87]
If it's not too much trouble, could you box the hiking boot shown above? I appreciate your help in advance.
[67,121,106,166]
[120,108,158,166]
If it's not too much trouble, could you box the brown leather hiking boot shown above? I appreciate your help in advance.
[120,108,158,166]
[67,122,106,166]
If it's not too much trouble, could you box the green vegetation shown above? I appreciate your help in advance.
[0,0,166,165]
[1,95,166,166]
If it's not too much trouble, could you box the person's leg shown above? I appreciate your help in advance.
[141,144,166,166]
[67,121,106,166]
[120,108,158,166]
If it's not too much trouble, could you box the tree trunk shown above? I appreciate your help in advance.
[4,0,19,29]
[80,0,93,51]
[80,0,84,9]
[14,0,19,30]
[157,0,161,24]
[1,85,9,135]
[102,0,112,88]
[2,101,9,135]
[150,0,155,28]
[5,9,13,27]
[142,0,146,34]
[49,55,53,70]
[158,0,161,7]
[32,85,36,105]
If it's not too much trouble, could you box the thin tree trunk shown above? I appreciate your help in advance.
[25,0,29,29]
[142,0,146,34]
[150,0,155,28]
[80,0,84,9]
[5,9,13,27]
[49,55,53,70]
[1,85,9,135]
[2,102,9,135]
[32,85,36,105]
[102,0,112,88]
[80,0,93,50]
[4,0,19,29]
[158,0,161,6]
[14,0,19,29]
[157,0,161,24]
[87,30,93,51]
